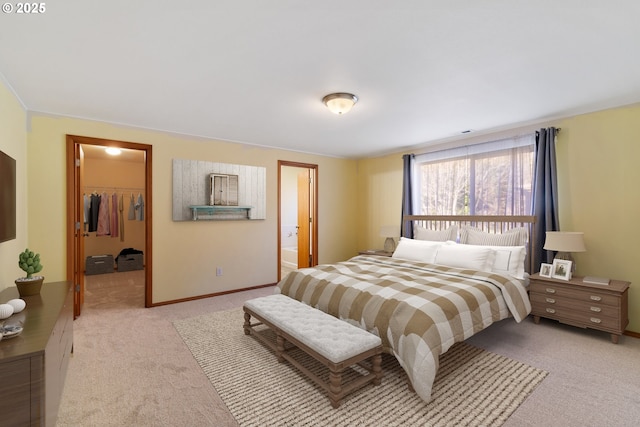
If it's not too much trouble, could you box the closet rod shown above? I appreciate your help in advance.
[85,186,145,192]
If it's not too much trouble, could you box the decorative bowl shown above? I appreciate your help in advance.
[1,324,24,339]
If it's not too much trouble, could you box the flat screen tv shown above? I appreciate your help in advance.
[0,149,17,243]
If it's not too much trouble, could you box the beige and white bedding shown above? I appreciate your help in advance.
[275,254,531,403]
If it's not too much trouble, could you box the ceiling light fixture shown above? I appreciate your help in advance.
[105,147,122,156]
[322,92,358,115]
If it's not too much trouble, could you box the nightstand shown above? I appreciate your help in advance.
[529,273,630,343]
[359,250,393,257]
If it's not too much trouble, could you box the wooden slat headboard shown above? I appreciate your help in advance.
[402,215,537,274]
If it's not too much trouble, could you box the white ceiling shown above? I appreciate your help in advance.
[2,1,639,159]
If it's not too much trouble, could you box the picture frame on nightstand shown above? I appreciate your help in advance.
[540,263,553,278]
[551,259,572,280]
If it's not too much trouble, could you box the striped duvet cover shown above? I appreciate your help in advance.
[275,254,531,403]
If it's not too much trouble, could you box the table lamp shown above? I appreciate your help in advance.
[379,225,400,253]
[543,231,586,272]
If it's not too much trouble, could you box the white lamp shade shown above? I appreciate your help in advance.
[543,232,586,252]
[379,225,400,238]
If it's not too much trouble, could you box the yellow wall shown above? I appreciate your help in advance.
[356,153,404,251]
[0,80,28,291]
[25,115,358,303]
[556,104,640,332]
[357,103,640,333]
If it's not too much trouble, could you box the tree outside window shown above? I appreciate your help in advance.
[413,136,535,216]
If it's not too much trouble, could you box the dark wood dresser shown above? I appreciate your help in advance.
[529,273,630,343]
[0,281,73,426]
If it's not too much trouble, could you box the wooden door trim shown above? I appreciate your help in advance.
[277,161,318,281]
[65,135,153,310]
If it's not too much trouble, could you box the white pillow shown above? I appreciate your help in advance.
[414,225,458,242]
[478,244,526,279]
[434,244,495,271]
[460,226,528,246]
[392,237,442,263]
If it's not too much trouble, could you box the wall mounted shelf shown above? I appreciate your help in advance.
[189,205,252,221]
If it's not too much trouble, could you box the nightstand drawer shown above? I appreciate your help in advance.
[531,305,621,331]
[529,293,620,318]
[529,282,620,307]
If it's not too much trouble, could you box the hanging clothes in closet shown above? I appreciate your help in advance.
[119,193,125,241]
[83,193,90,231]
[89,193,100,232]
[128,193,136,220]
[110,193,119,238]
[135,193,144,221]
[96,192,110,236]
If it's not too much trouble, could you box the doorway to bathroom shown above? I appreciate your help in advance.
[277,161,318,281]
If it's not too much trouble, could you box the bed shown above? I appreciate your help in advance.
[275,215,536,403]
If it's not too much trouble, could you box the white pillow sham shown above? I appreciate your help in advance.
[460,226,528,247]
[434,244,495,271]
[467,244,527,280]
[414,225,458,242]
[392,237,443,263]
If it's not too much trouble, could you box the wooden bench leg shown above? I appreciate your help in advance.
[328,370,343,408]
[243,311,252,335]
[276,334,285,363]
[372,354,382,386]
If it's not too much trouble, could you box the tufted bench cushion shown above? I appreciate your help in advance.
[244,294,381,363]
[243,294,383,408]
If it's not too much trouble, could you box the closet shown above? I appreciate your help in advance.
[82,146,146,275]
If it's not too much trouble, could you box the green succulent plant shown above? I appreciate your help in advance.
[18,248,44,278]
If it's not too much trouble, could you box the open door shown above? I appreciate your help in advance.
[297,170,311,268]
[278,161,318,281]
[68,143,85,318]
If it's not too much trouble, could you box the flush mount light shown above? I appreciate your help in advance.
[105,147,122,155]
[322,92,358,115]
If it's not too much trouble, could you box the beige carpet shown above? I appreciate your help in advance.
[174,308,547,427]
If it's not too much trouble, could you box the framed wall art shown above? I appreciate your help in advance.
[172,159,266,221]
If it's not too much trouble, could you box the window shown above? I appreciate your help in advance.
[412,134,535,216]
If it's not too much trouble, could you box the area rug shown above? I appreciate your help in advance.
[173,308,547,427]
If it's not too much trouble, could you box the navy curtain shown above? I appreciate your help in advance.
[532,127,560,270]
[401,154,414,238]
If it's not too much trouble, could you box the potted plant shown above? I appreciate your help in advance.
[15,248,44,297]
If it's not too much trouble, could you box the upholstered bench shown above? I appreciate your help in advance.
[243,294,383,408]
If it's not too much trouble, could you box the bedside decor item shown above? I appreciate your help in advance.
[6,298,26,313]
[540,263,553,278]
[15,248,45,296]
[379,225,400,253]
[543,231,586,273]
[1,324,24,339]
[583,276,610,285]
[551,259,572,281]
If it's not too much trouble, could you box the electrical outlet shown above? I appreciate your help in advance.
[216,267,223,277]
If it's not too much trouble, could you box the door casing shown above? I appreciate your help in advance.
[65,135,153,317]
[277,161,318,281]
